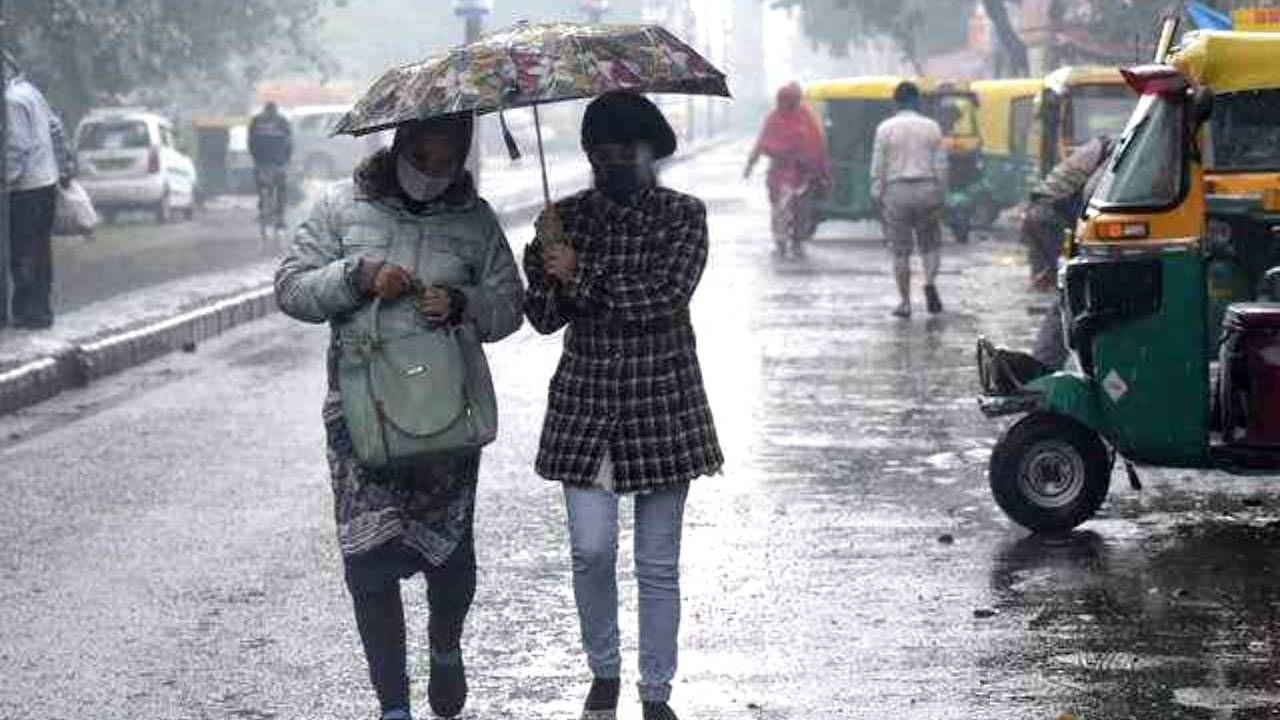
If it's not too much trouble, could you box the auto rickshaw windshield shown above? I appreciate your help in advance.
[1207,89,1280,172]
[1091,93,1184,209]
[1069,84,1135,145]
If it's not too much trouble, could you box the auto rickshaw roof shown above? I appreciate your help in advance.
[803,76,936,101]
[1043,66,1125,94]
[1170,31,1280,93]
[969,78,1044,100]
[191,114,252,129]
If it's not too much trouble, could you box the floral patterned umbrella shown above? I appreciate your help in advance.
[334,22,730,137]
[333,21,730,204]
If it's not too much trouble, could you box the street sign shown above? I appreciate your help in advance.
[1233,8,1280,32]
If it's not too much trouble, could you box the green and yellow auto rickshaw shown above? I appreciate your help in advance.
[976,30,1280,534]
[970,78,1043,226]
[1031,65,1134,178]
[804,76,981,240]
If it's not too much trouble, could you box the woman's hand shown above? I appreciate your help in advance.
[416,284,452,324]
[356,261,416,300]
[544,244,577,283]
[536,206,564,246]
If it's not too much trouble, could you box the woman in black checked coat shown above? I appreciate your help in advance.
[523,92,723,720]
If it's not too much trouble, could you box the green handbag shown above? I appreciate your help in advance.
[337,298,495,469]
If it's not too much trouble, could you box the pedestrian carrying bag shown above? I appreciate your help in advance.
[52,180,99,236]
[337,298,495,469]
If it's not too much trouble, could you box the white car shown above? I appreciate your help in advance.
[287,104,387,180]
[75,109,198,223]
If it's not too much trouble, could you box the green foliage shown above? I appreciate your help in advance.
[10,0,333,126]
[769,0,975,66]
[778,0,1280,74]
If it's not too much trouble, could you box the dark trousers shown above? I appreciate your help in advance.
[344,530,476,713]
[8,185,57,326]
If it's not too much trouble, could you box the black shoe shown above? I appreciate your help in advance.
[581,677,621,720]
[379,709,412,720]
[427,649,467,718]
[642,702,679,720]
[924,284,943,314]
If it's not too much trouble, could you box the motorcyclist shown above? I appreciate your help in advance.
[248,101,293,229]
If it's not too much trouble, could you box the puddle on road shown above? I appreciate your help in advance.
[1050,651,1193,673]
[1174,686,1280,712]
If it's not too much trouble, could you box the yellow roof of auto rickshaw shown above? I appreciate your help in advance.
[1170,31,1280,93]
[803,76,936,101]
[970,78,1044,100]
[1043,66,1125,94]
[191,114,251,129]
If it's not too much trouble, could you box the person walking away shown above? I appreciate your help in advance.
[870,81,948,318]
[249,101,293,229]
[522,92,724,720]
[1023,135,1114,291]
[744,82,831,258]
[275,114,524,720]
[4,53,71,329]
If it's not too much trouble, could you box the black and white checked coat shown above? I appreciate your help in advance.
[523,187,723,493]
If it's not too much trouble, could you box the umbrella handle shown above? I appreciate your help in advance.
[533,103,552,209]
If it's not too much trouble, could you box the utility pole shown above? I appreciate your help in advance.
[0,0,10,326]
[452,0,492,188]
[581,0,610,23]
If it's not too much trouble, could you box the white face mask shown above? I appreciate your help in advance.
[396,155,453,202]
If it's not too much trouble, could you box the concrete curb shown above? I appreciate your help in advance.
[0,135,743,417]
[0,286,276,415]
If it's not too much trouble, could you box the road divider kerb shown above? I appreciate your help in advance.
[0,135,742,416]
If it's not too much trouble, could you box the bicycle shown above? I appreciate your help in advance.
[255,164,288,251]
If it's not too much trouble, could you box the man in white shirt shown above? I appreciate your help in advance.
[870,81,948,318]
[5,53,69,329]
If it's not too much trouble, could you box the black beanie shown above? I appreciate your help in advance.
[581,92,677,160]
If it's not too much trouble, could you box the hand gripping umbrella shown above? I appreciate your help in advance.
[333,21,731,208]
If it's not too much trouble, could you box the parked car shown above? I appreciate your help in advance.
[286,104,386,181]
[75,108,198,223]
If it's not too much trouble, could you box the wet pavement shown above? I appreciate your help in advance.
[2,142,1280,719]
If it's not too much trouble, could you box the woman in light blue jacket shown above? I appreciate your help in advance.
[275,115,523,720]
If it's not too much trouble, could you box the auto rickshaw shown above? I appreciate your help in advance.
[1031,65,1134,178]
[191,114,252,199]
[935,81,985,243]
[969,78,1043,226]
[804,76,980,241]
[976,29,1280,534]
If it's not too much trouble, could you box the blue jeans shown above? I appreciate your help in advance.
[563,482,690,703]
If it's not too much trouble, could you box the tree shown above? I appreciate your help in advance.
[778,0,1279,77]
[10,0,335,127]
[769,0,974,70]
[980,0,1028,76]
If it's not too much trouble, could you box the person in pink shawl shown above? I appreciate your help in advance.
[744,82,832,258]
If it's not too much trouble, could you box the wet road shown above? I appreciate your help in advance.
[4,143,1280,719]
[51,203,274,314]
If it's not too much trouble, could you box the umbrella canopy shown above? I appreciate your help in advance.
[333,21,730,137]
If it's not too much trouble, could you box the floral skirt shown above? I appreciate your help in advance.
[323,391,478,568]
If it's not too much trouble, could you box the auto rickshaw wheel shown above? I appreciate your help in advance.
[989,412,1111,534]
